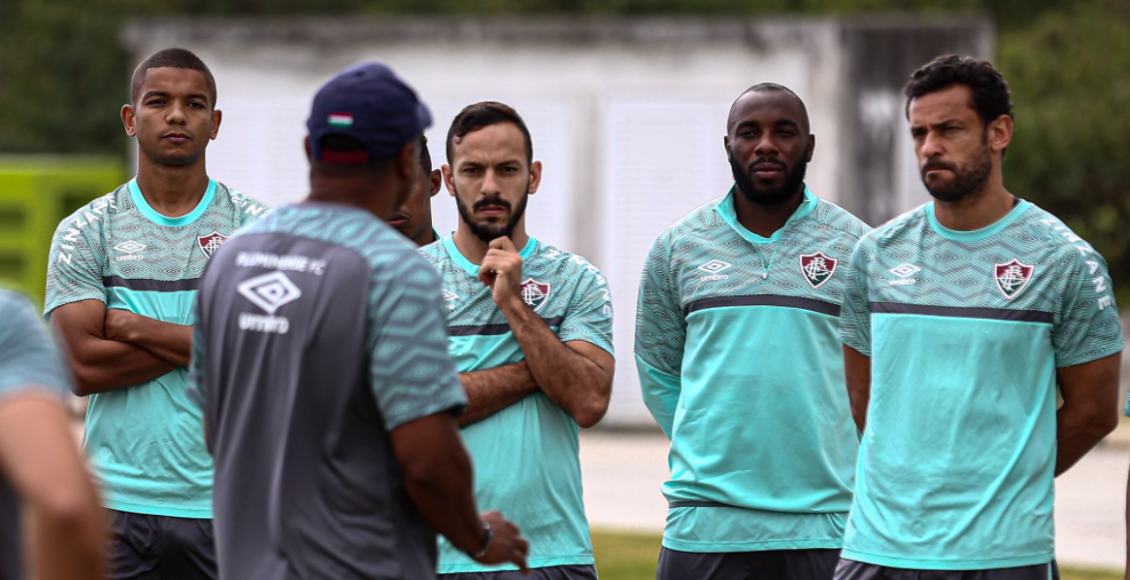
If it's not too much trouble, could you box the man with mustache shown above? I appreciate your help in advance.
[635,83,869,580]
[423,101,615,580]
[836,56,1122,579]
[389,134,443,246]
[44,48,270,580]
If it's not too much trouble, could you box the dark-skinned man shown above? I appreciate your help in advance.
[425,101,615,580]
[0,288,107,580]
[389,134,443,246]
[836,56,1122,580]
[635,83,869,580]
[44,48,270,580]
[190,63,528,580]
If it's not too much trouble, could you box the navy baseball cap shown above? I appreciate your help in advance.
[307,61,432,165]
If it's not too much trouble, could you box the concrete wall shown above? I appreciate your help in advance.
[126,17,992,426]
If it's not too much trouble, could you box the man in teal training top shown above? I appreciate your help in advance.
[837,55,1122,580]
[635,83,869,580]
[44,48,271,580]
[425,101,616,580]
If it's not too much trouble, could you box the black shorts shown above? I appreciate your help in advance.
[656,546,841,580]
[440,564,598,580]
[833,559,1060,580]
[107,510,216,580]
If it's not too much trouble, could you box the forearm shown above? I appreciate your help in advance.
[843,346,871,434]
[1125,463,1130,580]
[29,498,107,580]
[457,361,538,426]
[121,317,193,367]
[68,337,176,395]
[1055,405,1118,476]
[503,301,609,428]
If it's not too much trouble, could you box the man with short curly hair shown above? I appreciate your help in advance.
[835,55,1122,580]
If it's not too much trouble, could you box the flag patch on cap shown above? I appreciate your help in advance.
[328,112,354,127]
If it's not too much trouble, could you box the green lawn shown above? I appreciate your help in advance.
[591,530,1123,580]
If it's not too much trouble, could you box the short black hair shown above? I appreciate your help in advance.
[904,55,1013,127]
[131,48,217,107]
[729,83,811,134]
[419,134,432,172]
[446,101,533,165]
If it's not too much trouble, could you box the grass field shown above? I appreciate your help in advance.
[590,530,1124,580]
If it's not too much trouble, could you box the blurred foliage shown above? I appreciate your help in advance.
[1,0,1128,294]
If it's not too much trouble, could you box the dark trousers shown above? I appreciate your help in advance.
[107,510,217,580]
[657,547,842,580]
[833,559,1060,580]
[440,565,598,580]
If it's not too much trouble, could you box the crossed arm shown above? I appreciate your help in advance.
[50,300,192,395]
[455,297,615,429]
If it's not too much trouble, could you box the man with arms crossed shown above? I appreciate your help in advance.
[191,62,527,580]
[390,134,444,246]
[635,84,869,580]
[425,101,615,580]
[837,55,1122,580]
[0,288,106,580]
[44,48,270,580]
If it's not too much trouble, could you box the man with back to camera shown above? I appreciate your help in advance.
[0,287,106,580]
[44,47,270,580]
[390,134,443,246]
[190,62,528,580]
[425,101,616,580]
[634,83,870,580]
[837,55,1122,580]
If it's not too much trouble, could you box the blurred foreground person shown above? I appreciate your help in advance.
[636,84,869,580]
[836,55,1122,580]
[191,62,527,580]
[390,134,443,246]
[44,47,270,580]
[0,288,106,580]
[428,101,615,580]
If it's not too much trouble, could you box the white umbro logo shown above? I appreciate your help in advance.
[114,240,146,261]
[442,289,460,310]
[889,263,921,287]
[889,263,921,278]
[238,271,302,315]
[697,260,732,274]
[697,259,732,282]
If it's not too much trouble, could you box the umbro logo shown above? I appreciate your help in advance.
[697,259,732,281]
[237,271,301,334]
[443,289,460,311]
[114,240,146,262]
[889,263,920,286]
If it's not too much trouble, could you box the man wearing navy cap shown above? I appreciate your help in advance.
[190,62,529,580]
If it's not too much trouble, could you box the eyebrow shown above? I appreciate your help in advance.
[141,90,210,103]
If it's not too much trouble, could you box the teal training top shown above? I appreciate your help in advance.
[44,178,271,518]
[0,289,70,401]
[839,200,1124,570]
[635,187,870,553]
[423,234,614,574]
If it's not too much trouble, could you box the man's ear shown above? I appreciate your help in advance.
[428,169,442,197]
[805,134,816,163]
[988,115,1013,155]
[210,109,223,140]
[122,104,137,137]
[442,165,457,197]
[303,136,312,162]
[527,160,543,195]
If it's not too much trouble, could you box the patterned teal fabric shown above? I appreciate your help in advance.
[423,234,613,574]
[635,187,870,552]
[43,178,271,518]
[0,289,69,400]
[838,200,1123,570]
[196,203,468,429]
